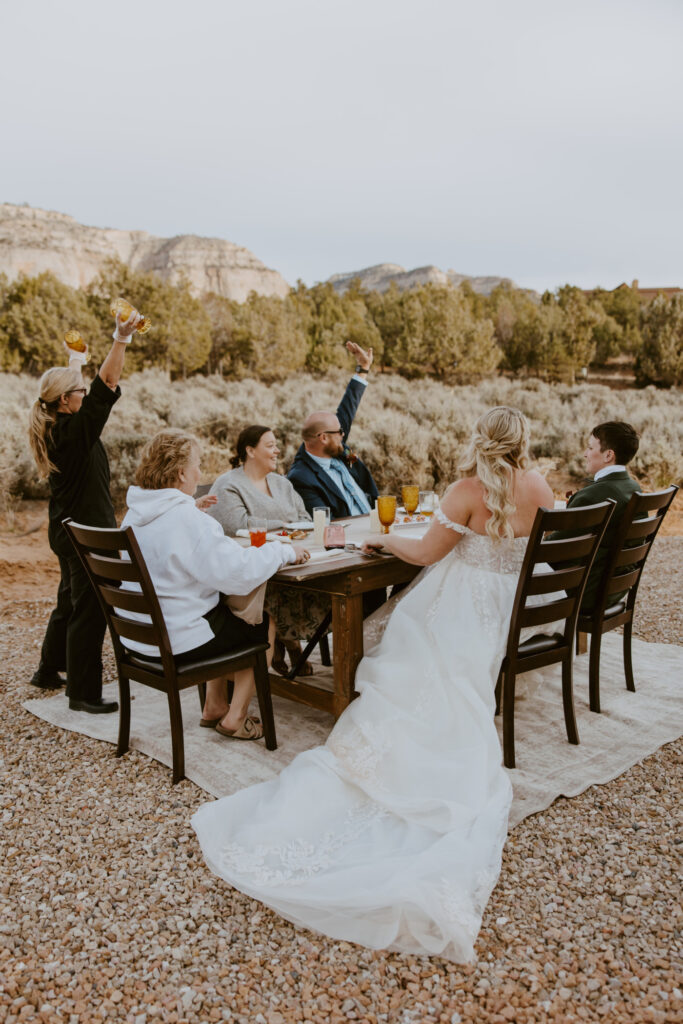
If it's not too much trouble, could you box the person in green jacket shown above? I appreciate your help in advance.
[556,421,640,610]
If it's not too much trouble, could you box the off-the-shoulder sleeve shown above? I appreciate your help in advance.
[434,508,470,534]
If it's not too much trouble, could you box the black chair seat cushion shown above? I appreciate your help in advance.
[517,633,565,656]
[125,642,269,676]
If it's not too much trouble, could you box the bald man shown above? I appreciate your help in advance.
[287,342,379,519]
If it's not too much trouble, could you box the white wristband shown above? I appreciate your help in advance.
[68,350,88,366]
[112,328,134,344]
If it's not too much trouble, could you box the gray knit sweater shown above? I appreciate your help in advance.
[208,466,311,536]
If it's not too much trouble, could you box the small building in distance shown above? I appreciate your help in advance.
[583,279,682,300]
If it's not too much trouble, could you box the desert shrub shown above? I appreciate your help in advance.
[636,293,683,387]
[3,371,681,510]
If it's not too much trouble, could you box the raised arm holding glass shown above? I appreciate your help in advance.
[28,308,143,713]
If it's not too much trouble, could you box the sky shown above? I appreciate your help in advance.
[1,0,682,293]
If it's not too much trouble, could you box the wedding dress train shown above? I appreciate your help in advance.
[192,514,532,961]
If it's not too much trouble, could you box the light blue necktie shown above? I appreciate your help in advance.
[327,460,371,515]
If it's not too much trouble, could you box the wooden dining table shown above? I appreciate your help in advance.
[269,515,426,719]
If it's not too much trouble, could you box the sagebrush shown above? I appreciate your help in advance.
[2,370,681,510]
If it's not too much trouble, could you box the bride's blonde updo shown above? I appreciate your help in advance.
[458,406,530,540]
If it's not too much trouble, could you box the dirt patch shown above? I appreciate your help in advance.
[0,504,60,603]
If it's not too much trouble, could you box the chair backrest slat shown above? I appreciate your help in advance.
[85,552,144,584]
[524,566,585,595]
[110,615,163,647]
[99,585,150,614]
[540,535,596,563]
[64,521,127,551]
[613,542,649,568]
[607,569,640,595]
[521,597,575,629]
[626,516,661,541]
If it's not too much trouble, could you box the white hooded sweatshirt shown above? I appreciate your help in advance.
[120,486,295,656]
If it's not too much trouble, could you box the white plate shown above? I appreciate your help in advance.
[393,514,429,528]
[284,521,315,531]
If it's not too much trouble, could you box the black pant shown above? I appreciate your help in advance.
[38,550,107,702]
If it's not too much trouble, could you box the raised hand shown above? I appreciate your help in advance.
[113,310,145,344]
[345,340,374,372]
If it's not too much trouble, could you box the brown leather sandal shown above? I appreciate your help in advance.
[200,715,224,728]
[215,715,263,741]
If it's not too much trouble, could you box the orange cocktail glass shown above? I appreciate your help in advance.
[110,297,152,334]
[401,485,419,515]
[377,495,397,535]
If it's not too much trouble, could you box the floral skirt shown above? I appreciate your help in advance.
[265,582,331,644]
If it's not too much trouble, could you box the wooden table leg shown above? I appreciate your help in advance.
[331,593,363,719]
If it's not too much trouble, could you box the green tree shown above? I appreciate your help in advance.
[365,283,404,370]
[635,293,683,386]
[230,293,308,382]
[486,282,541,374]
[555,285,600,382]
[590,284,643,357]
[0,272,102,373]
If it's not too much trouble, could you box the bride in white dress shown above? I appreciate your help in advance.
[192,407,554,961]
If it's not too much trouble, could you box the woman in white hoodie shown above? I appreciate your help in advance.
[122,429,310,740]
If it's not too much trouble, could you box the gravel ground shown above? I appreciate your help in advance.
[1,540,681,1023]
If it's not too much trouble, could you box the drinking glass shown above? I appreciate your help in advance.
[419,490,436,516]
[323,523,346,549]
[64,329,87,354]
[377,495,397,534]
[248,516,267,547]
[110,297,152,334]
[401,484,419,515]
[312,506,330,545]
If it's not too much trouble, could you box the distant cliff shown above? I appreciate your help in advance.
[0,204,290,302]
[328,263,514,295]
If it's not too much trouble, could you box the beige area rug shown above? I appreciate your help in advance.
[22,633,683,828]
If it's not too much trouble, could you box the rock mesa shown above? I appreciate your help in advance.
[0,204,290,302]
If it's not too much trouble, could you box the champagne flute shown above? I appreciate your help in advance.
[377,495,397,535]
[401,485,419,515]
[110,297,152,335]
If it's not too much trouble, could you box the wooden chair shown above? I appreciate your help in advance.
[576,485,678,714]
[495,501,614,769]
[63,519,276,785]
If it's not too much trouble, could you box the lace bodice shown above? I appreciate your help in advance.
[434,508,528,575]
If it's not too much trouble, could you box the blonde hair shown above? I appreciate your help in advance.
[134,429,200,490]
[28,367,83,477]
[459,406,530,540]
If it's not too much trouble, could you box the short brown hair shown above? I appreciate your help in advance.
[134,429,199,490]
[592,421,639,465]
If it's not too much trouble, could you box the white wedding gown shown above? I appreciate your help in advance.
[192,513,532,962]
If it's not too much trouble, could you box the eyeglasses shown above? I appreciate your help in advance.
[317,428,344,438]
[68,388,87,396]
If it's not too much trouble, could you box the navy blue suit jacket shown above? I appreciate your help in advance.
[287,378,379,519]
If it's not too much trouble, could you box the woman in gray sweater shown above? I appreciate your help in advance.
[209,426,327,677]
[209,426,310,535]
